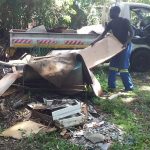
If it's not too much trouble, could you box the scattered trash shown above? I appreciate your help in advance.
[84,132,105,143]
[83,121,105,128]
[52,100,81,120]
[13,95,29,109]
[0,88,125,149]
[70,117,124,149]
[98,142,112,150]
[0,72,22,96]
[60,128,71,139]
[0,99,5,111]
[56,113,86,128]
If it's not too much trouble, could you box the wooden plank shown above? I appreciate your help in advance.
[0,72,21,96]
[52,100,81,120]
[89,70,103,97]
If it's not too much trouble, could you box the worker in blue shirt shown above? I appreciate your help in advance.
[91,6,134,91]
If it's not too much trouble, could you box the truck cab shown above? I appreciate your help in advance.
[116,2,150,72]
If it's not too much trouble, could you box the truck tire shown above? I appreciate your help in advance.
[130,49,150,72]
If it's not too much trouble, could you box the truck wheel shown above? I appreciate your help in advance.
[130,49,150,72]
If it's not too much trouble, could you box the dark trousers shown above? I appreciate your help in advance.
[108,43,134,90]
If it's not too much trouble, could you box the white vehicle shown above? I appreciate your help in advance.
[116,2,150,72]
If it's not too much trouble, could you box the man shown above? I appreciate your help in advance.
[91,6,134,91]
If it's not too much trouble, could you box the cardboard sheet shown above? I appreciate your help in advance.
[78,34,123,69]
[0,120,47,139]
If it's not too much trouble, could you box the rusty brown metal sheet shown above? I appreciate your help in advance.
[24,53,77,87]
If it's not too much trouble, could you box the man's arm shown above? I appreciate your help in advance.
[90,30,107,46]
[127,20,134,43]
[91,23,111,46]
[123,20,134,48]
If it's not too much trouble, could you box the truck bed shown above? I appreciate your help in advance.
[10,29,98,49]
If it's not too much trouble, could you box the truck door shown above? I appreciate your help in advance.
[129,5,150,72]
[130,6,150,36]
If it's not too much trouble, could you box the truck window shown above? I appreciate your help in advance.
[130,7,150,29]
[130,10,139,28]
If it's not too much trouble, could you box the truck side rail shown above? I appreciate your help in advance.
[10,29,98,49]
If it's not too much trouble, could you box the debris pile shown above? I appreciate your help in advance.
[0,90,125,150]
[70,119,124,149]
[0,34,124,149]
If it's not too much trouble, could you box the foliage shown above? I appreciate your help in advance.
[0,0,150,39]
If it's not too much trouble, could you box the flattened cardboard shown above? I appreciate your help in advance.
[78,34,123,69]
[0,120,46,139]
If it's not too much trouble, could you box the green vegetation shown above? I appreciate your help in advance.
[11,133,83,150]
[0,132,84,150]
[93,67,150,150]
[0,0,150,39]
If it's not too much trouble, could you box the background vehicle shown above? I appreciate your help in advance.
[116,2,150,72]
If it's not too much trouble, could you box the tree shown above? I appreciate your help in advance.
[0,0,150,40]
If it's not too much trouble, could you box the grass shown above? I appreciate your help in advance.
[93,65,150,150]
[14,132,83,150]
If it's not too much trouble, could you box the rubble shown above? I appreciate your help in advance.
[69,116,124,149]
[56,113,86,128]
[84,132,105,143]
[0,99,5,111]
[98,143,112,150]
[0,87,125,149]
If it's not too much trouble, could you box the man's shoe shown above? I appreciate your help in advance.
[124,88,133,92]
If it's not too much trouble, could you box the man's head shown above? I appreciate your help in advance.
[109,6,120,19]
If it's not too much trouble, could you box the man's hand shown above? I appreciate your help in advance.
[90,37,103,47]
[90,41,96,47]
[122,43,128,49]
